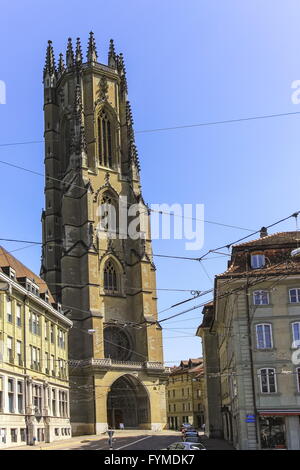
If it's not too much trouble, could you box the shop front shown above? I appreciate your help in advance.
[258,410,300,450]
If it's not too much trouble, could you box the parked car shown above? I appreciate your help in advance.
[165,441,206,451]
[183,435,202,444]
[182,431,199,440]
[180,423,193,432]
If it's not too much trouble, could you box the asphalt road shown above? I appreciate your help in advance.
[65,434,181,451]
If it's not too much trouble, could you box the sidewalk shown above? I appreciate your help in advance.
[4,429,181,450]
[200,434,235,450]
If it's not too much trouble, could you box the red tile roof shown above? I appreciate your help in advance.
[0,246,54,303]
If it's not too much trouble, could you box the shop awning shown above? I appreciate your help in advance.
[258,409,300,416]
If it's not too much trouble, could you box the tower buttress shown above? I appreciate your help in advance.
[41,34,167,436]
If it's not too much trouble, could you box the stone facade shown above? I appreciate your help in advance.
[166,359,205,430]
[198,231,300,450]
[0,247,72,447]
[41,34,168,434]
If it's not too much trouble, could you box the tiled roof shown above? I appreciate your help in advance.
[0,246,55,303]
[217,231,300,278]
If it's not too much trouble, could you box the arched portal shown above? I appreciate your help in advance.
[107,375,151,429]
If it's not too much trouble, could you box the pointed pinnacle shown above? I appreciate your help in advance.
[87,31,98,63]
[66,37,74,68]
[108,39,116,67]
[75,37,83,65]
[44,40,56,78]
[58,53,65,75]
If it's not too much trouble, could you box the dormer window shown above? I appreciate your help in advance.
[251,254,265,269]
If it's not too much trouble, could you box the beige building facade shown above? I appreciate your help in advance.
[41,34,168,435]
[0,247,72,448]
[199,231,300,450]
[166,359,205,430]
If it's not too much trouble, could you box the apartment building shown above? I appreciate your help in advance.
[0,246,73,447]
[166,358,205,430]
[198,230,300,450]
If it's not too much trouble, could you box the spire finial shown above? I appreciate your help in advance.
[108,39,116,68]
[57,53,65,77]
[75,37,83,66]
[66,37,74,68]
[87,31,98,63]
[43,40,56,80]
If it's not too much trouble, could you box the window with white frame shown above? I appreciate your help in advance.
[292,322,300,348]
[289,288,300,303]
[259,368,277,393]
[16,304,21,327]
[6,297,12,323]
[296,368,300,393]
[251,254,265,269]
[16,341,22,366]
[7,337,13,363]
[253,290,269,305]
[256,324,273,349]
[52,389,56,416]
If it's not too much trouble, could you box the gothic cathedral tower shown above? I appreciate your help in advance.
[41,34,168,435]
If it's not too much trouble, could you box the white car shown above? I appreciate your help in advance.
[166,441,206,451]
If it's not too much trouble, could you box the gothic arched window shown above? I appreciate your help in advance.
[104,259,118,293]
[98,110,114,168]
[99,192,118,234]
[104,326,131,360]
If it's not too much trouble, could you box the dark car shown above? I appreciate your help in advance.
[182,430,199,439]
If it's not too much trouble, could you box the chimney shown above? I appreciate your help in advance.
[260,227,268,238]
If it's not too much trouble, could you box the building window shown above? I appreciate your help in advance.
[0,377,3,412]
[51,355,55,376]
[50,325,54,344]
[7,336,13,363]
[30,312,40,335]
[0,429,6,444]
[8,378,14,413]
[45,352,49,375]
[173,404,176,412]
[104,259,118,293]
[58,330,65,349]
[16,341,22,366]
[296,368,300,393]
[59,391,68,417]
[172,390,175,398]
[33,385,42,414]
[253,290,269,305]
[256,324,273,349]
[16,304,21,327]
[45,320,48,340]
[98,110,114,168]
[7,297,12,323]
[30,346,40,371]
[52,389,56,416]
[289,288,300,303]
[10,429,17,443]
[251,254,265,269]
[259,368,277,393]
[20,429,26,442]
[17,381,24,413]
[292,322,300,348]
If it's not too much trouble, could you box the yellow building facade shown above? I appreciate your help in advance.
[166,359,205,430]
[0,247,72,447]
[41,34,168,435]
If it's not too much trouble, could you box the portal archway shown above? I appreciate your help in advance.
[107,375,151,429]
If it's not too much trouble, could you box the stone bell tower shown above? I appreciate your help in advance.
[41,33,168,435]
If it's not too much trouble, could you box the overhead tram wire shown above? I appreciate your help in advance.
[0,158,254,233]
[1,109,300,149]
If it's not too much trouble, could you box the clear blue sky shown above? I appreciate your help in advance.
[0,0,299,364]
